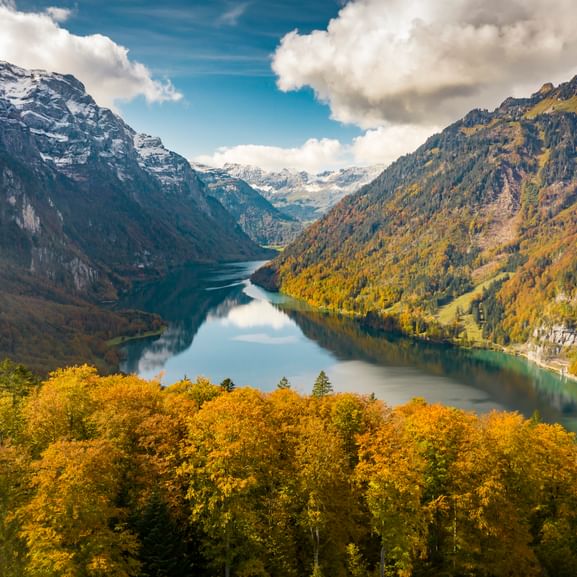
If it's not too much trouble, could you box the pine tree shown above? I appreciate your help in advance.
[220,378,235,393]
[277,376,291,389]
[312,371,333,397]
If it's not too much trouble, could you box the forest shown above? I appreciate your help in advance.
[253,83,577,364]
[2,359,577,577]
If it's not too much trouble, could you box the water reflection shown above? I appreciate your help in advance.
[119,261,577,430]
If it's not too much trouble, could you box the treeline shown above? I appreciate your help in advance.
[2,359,577,577]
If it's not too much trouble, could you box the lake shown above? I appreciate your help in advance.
[119,260,577,431]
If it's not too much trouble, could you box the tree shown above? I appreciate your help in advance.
[0,359,39,443]
[294,415,354,576]
[182,389,278,577]
[312,371,333,398]
[220,378,236,393]
[357,418,428,577]
[20,440,140,577]
[0,444,29,577]
[23,365,99,454]
[277,376,291,389]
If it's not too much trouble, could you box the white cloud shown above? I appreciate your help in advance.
[0,4,182,109]
[45,6,72,22]
[218,2,250,26]
[231,333,299,345]
[196,137,346,173]
[351,124,439,166]
[272,0,577,129]
[196,124,439,172]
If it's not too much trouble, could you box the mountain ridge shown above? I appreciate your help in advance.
[0,60,269,371]
[221,162,384,222]
[253,75,577,372]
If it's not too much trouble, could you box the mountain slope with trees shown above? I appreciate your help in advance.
[254,78,577,369]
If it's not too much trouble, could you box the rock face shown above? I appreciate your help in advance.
[222,163,384,222]
[193,164,303,246]
[0,61,267,301]
[0,61,272,372]
[255,75,577,352]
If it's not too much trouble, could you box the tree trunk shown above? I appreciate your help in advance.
[225,531,230,577]
[314,526,320,569]
[380,543,385,577]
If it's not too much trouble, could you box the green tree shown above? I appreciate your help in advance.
[0,359,39,443]
[220,378,236,393]
[277,376,291,389]
[312,371,333,398]
[0,445,29,577]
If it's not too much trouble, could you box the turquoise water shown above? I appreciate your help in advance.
[119,261,577,430]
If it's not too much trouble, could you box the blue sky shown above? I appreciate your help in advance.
[13,0,362,166]
[3,0,577,171]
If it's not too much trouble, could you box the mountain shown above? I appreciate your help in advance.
[221,163,384,222]
[0,61,269,371]
[254,78,577,370]
[192,164,302,246]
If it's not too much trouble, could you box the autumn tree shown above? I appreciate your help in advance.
[20,440,140,577]
[294,414,355,576]
[23,365,99,453]
[357,416,428,577]
[181,388,279,577]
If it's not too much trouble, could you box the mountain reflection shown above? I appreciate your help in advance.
[118,261,577,431]
[279,306,577,427]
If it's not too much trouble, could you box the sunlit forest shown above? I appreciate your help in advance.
[1,359,577,577]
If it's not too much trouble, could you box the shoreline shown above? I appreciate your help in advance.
[265,281,577,384]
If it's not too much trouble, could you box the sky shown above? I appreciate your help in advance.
[1,0,577,172]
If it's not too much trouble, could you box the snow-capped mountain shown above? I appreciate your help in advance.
[192,163,303,246]
[0,61,267,299]
[221,163,385,222]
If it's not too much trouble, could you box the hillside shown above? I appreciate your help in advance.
[222,163,384,222]
[193,164,302,245]
[0,61,269,371]
[254,78,577,368]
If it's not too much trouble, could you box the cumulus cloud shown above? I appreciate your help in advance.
[0,3,182,109]
[196,124,440,172]
[45,6,72,22]
[196,137,347,172]
[351,124,439,166]
[272,0,577,129]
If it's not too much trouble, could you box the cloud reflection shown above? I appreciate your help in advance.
[220,299,292,330]
[231,333,299,345]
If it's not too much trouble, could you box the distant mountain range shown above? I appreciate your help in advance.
[0,61,269,371]
[254,78,577,372]
[220,163,384,222]
[192,164,303,246]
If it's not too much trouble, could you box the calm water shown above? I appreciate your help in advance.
[119,261,577,430]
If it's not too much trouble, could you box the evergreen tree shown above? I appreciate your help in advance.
[312,371,333,397]
[134,491,194,577]
[220,378,235,393]
[277,376,291,389]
